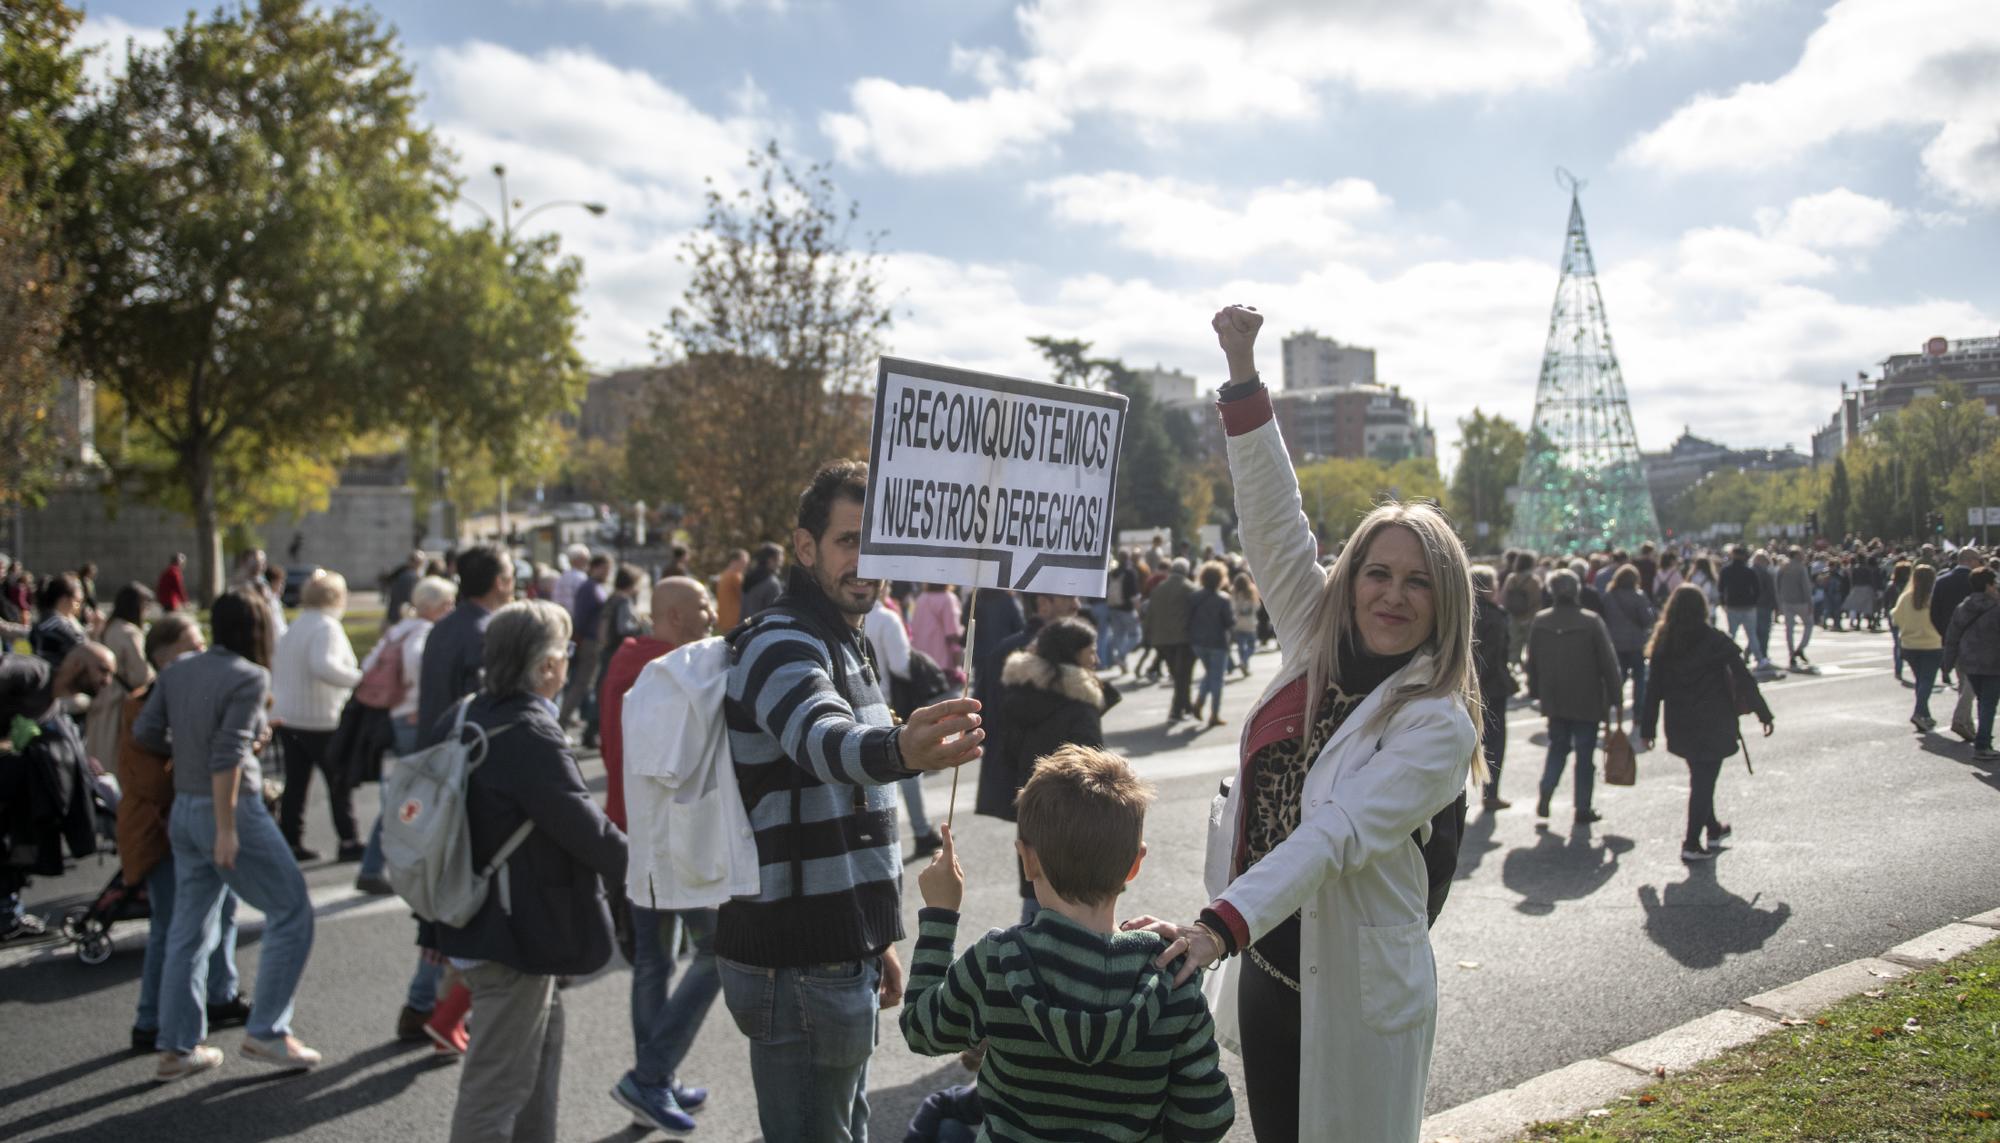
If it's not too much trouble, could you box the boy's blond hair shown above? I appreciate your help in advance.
[1015,746,1154,906]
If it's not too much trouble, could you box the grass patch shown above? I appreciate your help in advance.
[1525,937,2000,1142]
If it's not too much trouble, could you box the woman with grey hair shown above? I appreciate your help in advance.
[437,600,627,1143]
[272,570,363,862]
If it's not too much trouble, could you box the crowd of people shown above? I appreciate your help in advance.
[1,304,1993,1141]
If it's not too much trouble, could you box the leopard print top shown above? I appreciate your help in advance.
[1242,645,1415,872]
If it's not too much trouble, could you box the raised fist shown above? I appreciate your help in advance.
[1211,305,1263,357]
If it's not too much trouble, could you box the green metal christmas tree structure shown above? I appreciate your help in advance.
[1504,170,1659,555]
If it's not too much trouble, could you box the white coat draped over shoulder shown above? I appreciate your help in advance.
[1200,393,1475,1142]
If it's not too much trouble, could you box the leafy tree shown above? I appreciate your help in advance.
[0,0,84,510]
[1297,455,1447,544]
[61,0,450,602]
[1448,408,1526,545]
[629,142,887,561]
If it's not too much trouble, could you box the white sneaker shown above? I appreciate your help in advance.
[155,1046,224,1083]
[240,1034,322,1071]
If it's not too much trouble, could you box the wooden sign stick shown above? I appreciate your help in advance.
[947,585,979,830]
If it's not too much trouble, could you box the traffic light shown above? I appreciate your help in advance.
[1933,511,1946,535]
[1807,510,1819,536]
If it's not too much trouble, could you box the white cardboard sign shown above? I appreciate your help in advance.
[859,357,1128,595]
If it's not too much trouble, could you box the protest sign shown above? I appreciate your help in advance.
[860,357,1128,595]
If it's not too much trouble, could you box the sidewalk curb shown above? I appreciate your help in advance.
[1420,909,2000,1143]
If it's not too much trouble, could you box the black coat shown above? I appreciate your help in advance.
[1640,626,1773,761]
[1471,597,1515,704]
[974,651,1119,821]
[434,692,628,976]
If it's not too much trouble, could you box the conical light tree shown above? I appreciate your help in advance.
[1505,171,1660,554]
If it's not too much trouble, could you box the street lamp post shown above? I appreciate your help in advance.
[442,164,608,549]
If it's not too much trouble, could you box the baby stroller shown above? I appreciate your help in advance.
[61,868,150,964]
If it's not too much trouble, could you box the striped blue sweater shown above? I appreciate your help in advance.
[718,576,916,965]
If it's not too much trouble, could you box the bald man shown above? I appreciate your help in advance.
[595,576,719,1130]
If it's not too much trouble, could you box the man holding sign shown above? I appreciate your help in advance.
[719,460,984,1142]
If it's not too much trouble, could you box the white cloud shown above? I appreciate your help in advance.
[73,13,170,90]
[820,79,1070,175]
[1028,172,1395,264]
[1586,0,1760,62]
[1621,0,2000,207]
[824,0,1596,173]
[1754,188,1904,250]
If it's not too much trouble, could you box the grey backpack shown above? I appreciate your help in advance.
[380,697,533,927]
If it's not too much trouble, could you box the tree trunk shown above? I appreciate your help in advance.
[192,444,223,606]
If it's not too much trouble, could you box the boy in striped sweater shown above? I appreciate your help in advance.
[901,746,1236,1142]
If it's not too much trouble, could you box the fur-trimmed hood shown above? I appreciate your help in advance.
[1000,650,1107,710]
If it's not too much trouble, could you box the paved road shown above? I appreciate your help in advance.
[3,627,1995,1141]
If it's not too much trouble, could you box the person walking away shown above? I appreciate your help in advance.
[551,544,589,615]
[383,551,424,633]
[1718,546,1759,660]
[1633,542,1659,598]
[1148,559,1196,723]
[1893,564,1944,733]
[1775,546,1815,670]
[353,575,458,895]
[1501,552,1540,671]
[1942,567,2000,763]
[901,750,1235,1142]
[558,553,612,740]
[1231,571,1261,677]
[1653,549,1685,604]
[156,553,190,614]
[133,588,322,1081]
[1687,557,1720,621]
[1098,550,1142,673]
[1846,556,1881,633]
[1525,570,1622,824]
[739,542,785,619]
[1188,562,1236,728]
[1127,306,1482,1142]
[1751,550,1779,671]
[608,577,726,1131]
[1600,566,1657,735]
[84,583,154,769]
[1471,566,1516,810]
[714,549,749,632]
[865,588,946,859]
[1640,584,1773,861]
[270,571,364,863]
[989,618,1121,922]
[1887,559,1912,680]
[1930,548,1980,735]
[121,615,251,1053]
[437,602,629,1143]
[719,461,984,1141]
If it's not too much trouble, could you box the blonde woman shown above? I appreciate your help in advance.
[1125,306,1482,1143]
[270,570,363,862]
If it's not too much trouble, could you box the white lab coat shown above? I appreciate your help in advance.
[620,637,761,910]
[1201,402,1475,1142]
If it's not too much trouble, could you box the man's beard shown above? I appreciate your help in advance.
[815,565,879,616]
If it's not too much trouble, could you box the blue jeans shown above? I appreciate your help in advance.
[159,793,315,1051]
[1234,631,1258,672]
[720,956,881,1141]
[358,717,418,880]
[1906,650,1942,721]
[1755,607,1774,663]
[136,854,240,1035]
[1617,649,1647,724]
[408,957,442,1011]
[1972,675,2000,752]
[1102,608,1139,668]
[1196,647,1229,719]
[899,775,933,839]
[631,906,721,1088]
[1540,717,1599,813]
[1724,608,1756,655]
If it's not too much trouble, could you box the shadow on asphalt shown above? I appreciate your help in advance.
[1636,861,1793,969]
[1453,807,1503,884]
[1498,822,1635,916]
[4,1040,434,1142]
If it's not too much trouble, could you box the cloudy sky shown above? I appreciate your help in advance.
[80,0,2000,464]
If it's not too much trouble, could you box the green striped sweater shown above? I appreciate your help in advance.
[900,907,1235,1142]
